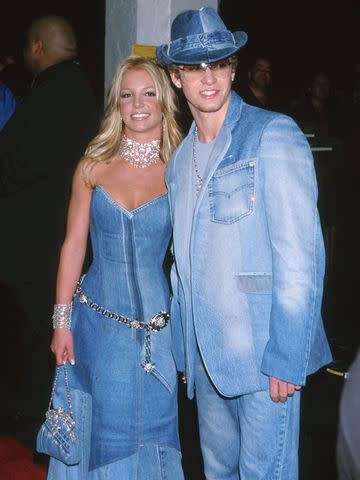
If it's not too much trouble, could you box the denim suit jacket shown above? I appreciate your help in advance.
[166,91,332,399]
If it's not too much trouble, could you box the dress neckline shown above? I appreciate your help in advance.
[95,185,167,216]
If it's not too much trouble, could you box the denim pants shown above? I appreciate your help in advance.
[194,353,301,480]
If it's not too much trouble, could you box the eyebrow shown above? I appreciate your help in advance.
[121,85,156,90]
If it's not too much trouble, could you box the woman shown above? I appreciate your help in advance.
[48,56,183,479]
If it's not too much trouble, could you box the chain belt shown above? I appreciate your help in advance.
[75,281,170,373]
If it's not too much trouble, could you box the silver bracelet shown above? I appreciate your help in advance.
[52,303,73,329]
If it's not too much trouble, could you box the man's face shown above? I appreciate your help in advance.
[170,59,234,118]
[249,58,272,91]
[311,74,330,101]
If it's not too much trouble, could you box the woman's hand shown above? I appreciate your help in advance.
[50,329,75,366]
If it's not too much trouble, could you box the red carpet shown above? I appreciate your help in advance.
[0,438,47,480]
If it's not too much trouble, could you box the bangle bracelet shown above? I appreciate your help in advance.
[52,303,73,329]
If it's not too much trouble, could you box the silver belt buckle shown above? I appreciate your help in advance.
[150,311,170,331]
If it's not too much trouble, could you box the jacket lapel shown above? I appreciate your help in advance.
[193,92,244,218]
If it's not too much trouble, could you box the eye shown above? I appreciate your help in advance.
[183,65,201,72]
[120,91,132,99]
[145,90,156,97]
[214,60,229,70]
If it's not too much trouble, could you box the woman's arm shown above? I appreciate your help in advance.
[50,159,93,365]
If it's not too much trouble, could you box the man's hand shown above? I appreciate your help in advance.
[269,376,302,403]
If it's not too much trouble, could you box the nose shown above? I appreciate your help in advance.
[201,66,216,84]
[133,94,144,108]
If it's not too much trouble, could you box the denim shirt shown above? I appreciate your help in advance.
[167,91,332,398]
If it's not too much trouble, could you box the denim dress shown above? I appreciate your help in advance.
[48,185,181,478]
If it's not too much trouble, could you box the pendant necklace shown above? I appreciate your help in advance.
[193,127,203,194]
[119,134,161,168]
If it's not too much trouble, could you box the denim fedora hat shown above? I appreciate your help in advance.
[156,6,247,65]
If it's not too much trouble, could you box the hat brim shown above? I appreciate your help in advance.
[157,31,247,65]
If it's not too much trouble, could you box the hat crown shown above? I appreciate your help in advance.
[171,6,227,41]
[156,5,247,65]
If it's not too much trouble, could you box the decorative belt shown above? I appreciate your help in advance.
[75,281,170,373]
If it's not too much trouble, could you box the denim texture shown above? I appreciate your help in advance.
[194,353,300,479]
[52,187,180,472]
[48,444,183,480]
[166,91,332,400]
[156,6,247,65]
[36,366,92,465]
[89,444,184,480]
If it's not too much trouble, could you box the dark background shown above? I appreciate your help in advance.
[1,1,359,479]
[0,0,105,105]
[2,0,360,108]
[220,0,360,108]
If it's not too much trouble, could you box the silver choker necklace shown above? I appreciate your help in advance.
[119,135,161,168]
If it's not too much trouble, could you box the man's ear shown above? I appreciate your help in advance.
[32,39,44,57]
[170,70,182,89]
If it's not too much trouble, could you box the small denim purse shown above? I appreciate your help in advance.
[36,363,90,466]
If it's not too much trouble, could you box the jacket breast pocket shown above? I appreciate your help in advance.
[209,158,255,224]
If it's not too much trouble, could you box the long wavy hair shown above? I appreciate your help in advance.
[82,56,183,186]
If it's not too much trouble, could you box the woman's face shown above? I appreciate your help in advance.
[119,68,162,141]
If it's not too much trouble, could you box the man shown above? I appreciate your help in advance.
[239,56,273,109]
[0,15,98,423]
[157,6,332,479]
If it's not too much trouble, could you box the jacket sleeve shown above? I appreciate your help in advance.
[165,162,186,372]
[259,115,326,386]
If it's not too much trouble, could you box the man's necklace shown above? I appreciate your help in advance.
[119,134,161,168]
[193,127,203,194]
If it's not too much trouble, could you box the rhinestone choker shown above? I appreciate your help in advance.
[119,134,161,168]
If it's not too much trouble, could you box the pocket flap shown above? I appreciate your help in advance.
[236,273,272,294]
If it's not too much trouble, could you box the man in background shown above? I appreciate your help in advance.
[238,56,274,109]
[0,15,98,427]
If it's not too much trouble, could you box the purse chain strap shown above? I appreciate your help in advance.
[47,363,73,420]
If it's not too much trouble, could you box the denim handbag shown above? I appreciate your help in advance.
[36,363,90,466]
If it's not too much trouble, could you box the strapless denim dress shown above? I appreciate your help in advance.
[67,185,179,470]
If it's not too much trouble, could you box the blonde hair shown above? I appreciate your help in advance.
[82,56,182,186]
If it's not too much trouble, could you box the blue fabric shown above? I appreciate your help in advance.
[0,82,16,130]
[156,6,247,65]
[68,186,180,470]
[36,365,92,466]
[166,91,332,399]
[194,352,301,479]
[48,444,184,480]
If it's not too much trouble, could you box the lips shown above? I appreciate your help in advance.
[131,113,149,119]
[200,89,218,98]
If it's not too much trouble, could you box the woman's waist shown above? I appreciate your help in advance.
[80,264,170,319]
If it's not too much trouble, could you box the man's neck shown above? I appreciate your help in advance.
[190,99,230,143]
[249,85,268,105]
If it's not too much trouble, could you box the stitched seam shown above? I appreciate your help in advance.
[273,401,289,479]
